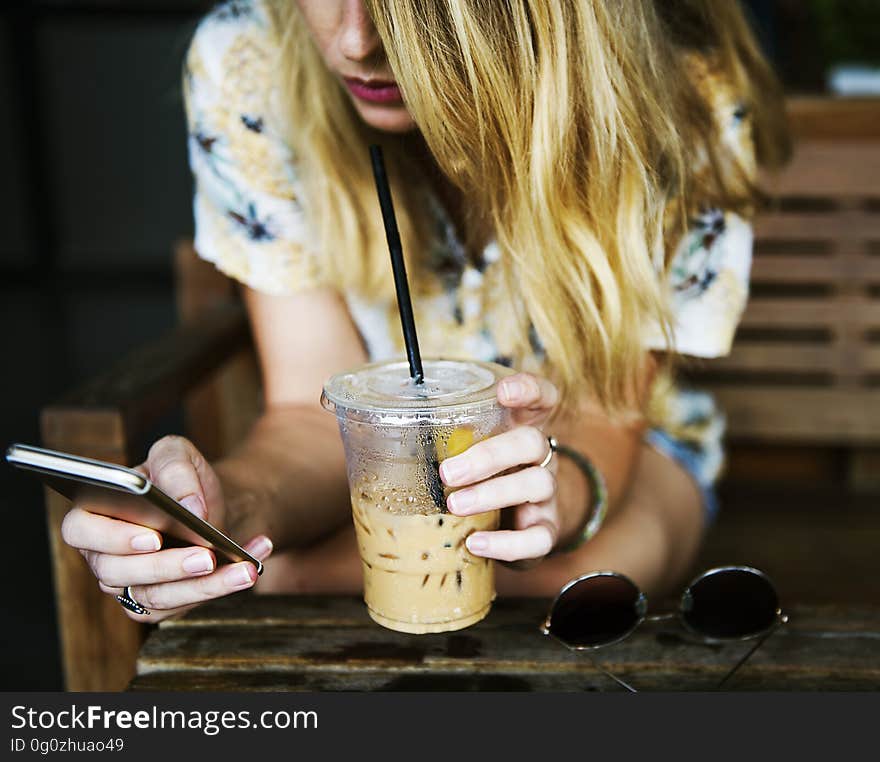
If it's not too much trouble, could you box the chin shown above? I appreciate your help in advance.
[355,102,417,134]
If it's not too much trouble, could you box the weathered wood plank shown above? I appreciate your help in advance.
[135,624,879,678]
[132,598,880,692]
[128,666,879,692]
[159,595,880,632]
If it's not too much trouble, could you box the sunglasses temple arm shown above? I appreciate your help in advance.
[588,655,637,693]
[716,614,787,690]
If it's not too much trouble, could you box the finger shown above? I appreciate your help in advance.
[128,561,258,612]
[93,535,271,604]
[98,581,123,597]
[440,426,550,487]
[146,435,207,519]
[497,373,560,412]
[447,466,556,515]
[511,499,560,533]
[465,522,556,563]
[84,546,217,588]
[243,535,274,561]
[62,507,163,555]
[98,580,194,623]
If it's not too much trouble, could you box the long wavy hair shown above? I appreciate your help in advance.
[268,0,789,414]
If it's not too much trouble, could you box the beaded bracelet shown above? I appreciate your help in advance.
[553,440,608,553]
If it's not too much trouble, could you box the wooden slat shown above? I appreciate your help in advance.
[786,97,880,141]
[709,343,880,374]
[860,346,880,373]
[755,212,880,240]
[707,343,838,373]
[761,140,880,197]
[751,255,880,284]
[708,388,880,443]
[739,297,880,329]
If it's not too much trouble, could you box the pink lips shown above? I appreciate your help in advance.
[343,77,403,104]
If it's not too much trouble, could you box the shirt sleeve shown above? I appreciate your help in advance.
[183,1,324,295]
[645,60,757,358]
[645,208,753,357]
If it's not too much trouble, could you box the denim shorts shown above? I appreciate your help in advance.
[644,427,721,527]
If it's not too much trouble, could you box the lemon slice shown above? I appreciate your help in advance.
[445,426,475,459]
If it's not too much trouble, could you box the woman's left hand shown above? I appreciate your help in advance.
[439,372,563,565]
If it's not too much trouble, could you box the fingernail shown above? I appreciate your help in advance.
[440,457,469,485]
[225,563,256,589]
[182,550,214,575]
[131,533,161,552]
[501,381,524,403]
[180,494,205,519]
[246,536,273,560]
[466,534,488,553]
[448,489,476,514]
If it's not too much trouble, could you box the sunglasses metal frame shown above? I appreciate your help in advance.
[541,565,788,691]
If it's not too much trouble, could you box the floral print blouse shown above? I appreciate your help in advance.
[183,0,757,498]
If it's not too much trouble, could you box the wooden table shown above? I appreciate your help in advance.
[129,594,880,691]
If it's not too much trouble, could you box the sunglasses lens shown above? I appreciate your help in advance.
[548,574,643,648]
[682,568,779,639]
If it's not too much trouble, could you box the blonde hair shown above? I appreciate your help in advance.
[268,0,788,415]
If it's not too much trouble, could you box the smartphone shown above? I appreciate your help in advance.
[6,443,262,574]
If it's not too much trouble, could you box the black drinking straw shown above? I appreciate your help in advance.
[369,144,445,509]
[369,144,425,384]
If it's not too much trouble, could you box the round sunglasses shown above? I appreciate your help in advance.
[542,565,787,690]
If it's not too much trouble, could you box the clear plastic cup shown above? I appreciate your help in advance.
[321,358,514,633]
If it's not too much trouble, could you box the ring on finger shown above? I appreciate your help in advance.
[538,435,557,469]
[117,585,150,616]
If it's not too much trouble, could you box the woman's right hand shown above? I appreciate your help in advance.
[60,435,273,622]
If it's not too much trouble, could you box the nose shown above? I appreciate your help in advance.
[338,0,381,63]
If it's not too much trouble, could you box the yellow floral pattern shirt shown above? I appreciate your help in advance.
[184,0,758,519]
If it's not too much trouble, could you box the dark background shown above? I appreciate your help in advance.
[0,0,873,689]
[1,0,211,689]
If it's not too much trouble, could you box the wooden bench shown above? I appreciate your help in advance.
[39,97,880,691]
[690,97,880,486]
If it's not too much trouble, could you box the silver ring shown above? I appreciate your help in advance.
[116,585,150,616]
[538,435,557,469]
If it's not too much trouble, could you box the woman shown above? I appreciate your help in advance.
[61,0,788,621]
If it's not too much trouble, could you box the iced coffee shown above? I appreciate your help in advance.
[322,359,514,633]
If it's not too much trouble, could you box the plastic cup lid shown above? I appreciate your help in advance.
[321,358,514,426]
